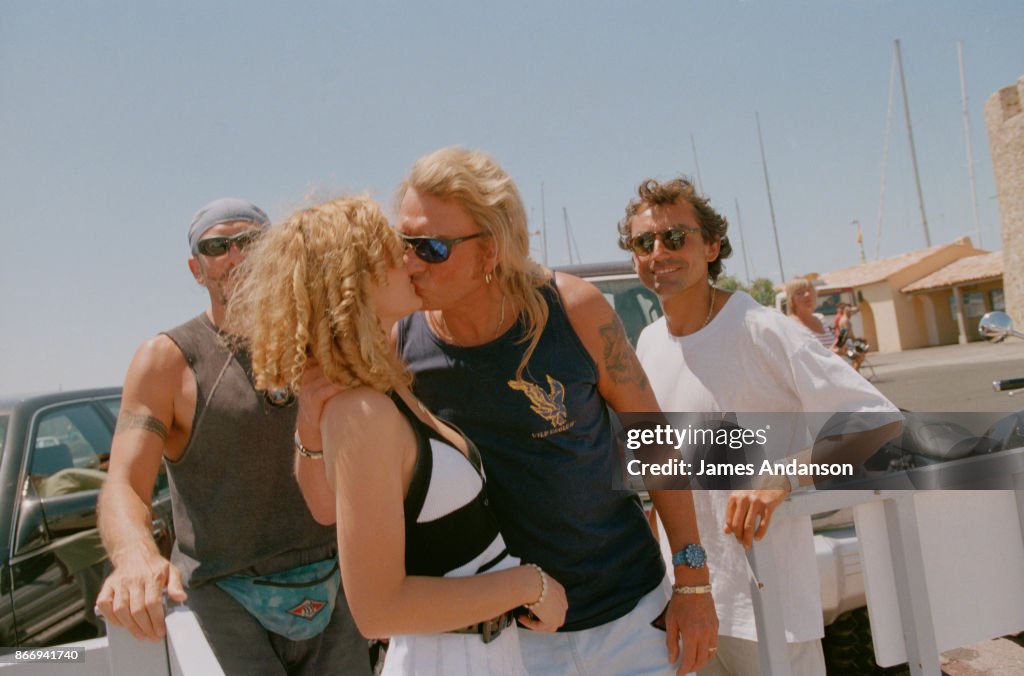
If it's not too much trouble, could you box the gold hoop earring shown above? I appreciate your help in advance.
[485,272,493,285]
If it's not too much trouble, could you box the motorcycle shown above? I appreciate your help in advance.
[816,311,1024,672]
[854,310,1024,482]
[980,310,1024,393]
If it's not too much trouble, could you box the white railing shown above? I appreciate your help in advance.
[0,604,222,675]
[748,448,1024,675]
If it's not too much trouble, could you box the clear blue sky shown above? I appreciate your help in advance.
[2,1,1021,396]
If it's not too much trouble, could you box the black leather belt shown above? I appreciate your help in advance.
[450,611,515,643]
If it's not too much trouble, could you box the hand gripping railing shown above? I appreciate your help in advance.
[103,601,224,676]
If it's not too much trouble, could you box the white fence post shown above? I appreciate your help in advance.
[104,622,170,676]
[746,540,793,675]
[882,494,941,675]
[164,605,224,676]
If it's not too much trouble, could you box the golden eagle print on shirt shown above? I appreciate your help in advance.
[507,375,568,428]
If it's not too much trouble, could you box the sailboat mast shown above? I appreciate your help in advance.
[562,207,581,265]
[734,198,752,283]
[540,182,549,265]
[876,44,897,259]
[756,111,786,283]
[957,41,983,248]
[690,133,705,194]
[894,39,931,246]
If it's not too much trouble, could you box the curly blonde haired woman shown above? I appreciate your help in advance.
[228,195,566,675]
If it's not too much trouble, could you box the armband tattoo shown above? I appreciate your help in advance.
[115,411,169,441]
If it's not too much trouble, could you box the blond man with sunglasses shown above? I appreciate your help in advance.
[298,147,719,675]
[97,198,369,675]
[402,149,727,676]
[621,178,900,676]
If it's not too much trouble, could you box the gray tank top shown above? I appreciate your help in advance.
[163,314,335,586]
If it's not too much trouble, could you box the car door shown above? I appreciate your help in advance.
[9,400,112,645]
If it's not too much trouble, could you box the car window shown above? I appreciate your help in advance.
[591,278,664,346]
[95,395,169,494]
[101,397,121,420]
[31,404,112,484]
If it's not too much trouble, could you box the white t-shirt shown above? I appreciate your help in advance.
[637,291,899,643]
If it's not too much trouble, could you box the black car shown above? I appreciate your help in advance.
[0,388,174,647]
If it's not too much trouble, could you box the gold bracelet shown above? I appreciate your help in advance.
[672,584,713,595]
[294,432,324,460]
[523,563,547,609]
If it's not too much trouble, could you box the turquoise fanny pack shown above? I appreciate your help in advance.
[215,558,340,641]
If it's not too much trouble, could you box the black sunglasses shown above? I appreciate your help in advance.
[195,230,262,257]
[626,226,702,257]
[401,233,486,264]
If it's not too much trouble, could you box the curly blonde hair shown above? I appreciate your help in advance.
[397,146,551,379]
[228,195,410,394]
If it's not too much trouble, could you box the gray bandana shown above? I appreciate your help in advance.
[188,198,270,252]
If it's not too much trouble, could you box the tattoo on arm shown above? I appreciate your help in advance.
[116,411,169,442]
[598,320,650,388]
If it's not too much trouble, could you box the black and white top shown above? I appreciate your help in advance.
[393,394,515,579]
[806,312,836,351]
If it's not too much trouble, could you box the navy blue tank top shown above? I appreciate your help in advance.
[397,279,664,630]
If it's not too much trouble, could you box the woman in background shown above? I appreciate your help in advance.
[785,277,838,353]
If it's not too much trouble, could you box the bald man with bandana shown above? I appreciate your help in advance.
[97,198,369,675]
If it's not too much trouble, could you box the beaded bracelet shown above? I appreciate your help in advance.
[294,432,324,460]
[523,563,547,610]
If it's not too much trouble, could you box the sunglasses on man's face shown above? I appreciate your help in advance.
[401,232,486,264]
[195,230,262,257]
[626,226,702,257]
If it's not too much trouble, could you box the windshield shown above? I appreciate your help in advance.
[815,291,842,317]
[590,277,663,346]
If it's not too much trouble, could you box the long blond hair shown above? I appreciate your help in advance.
[397,146,551,379]
[228,195,410,394]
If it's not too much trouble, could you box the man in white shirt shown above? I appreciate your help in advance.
[618,177,902,675]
